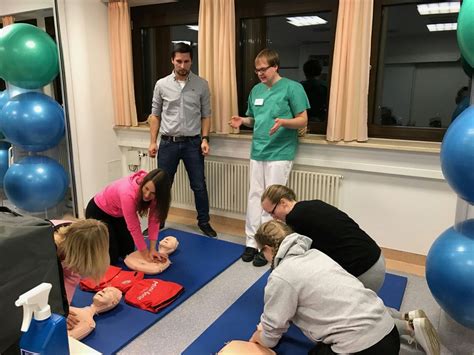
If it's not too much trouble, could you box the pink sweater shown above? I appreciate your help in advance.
[94,170,159,251]
[63,265,81,304]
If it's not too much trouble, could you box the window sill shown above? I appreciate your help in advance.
[114,125,441,154]
[213,131,441,154]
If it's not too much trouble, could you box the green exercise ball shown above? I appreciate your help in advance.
[458,0,474,68]
[0,23,59,89]
[462,56,473,78]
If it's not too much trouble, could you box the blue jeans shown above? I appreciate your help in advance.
[158,136,210,225]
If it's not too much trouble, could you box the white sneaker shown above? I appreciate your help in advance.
[412,317,441,355]
[404,309,427,321]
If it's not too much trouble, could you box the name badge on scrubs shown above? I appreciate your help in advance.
[254,98,264,106]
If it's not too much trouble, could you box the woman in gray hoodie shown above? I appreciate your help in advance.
[249,220,400,354]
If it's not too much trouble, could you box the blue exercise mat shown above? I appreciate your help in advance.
[71,228,244,354]
[184,271,407,355]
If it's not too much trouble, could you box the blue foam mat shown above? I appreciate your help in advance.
[71,228,244,354]
[184,271,407,355]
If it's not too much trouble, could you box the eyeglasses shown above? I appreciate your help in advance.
[270,199,281,215]
[254,66,272,74]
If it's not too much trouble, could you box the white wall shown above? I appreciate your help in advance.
[0,0,52,15]
[115,128,458,255]
[55,0,122,214]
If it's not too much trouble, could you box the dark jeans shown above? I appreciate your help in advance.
[85,198,135,264]
[158,136,210,225]
[308,325,400,355]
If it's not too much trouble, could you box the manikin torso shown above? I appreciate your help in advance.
[218,340,276,354]
[68,287,122,340]
[124,236,179,274]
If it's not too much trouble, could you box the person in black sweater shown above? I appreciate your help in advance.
[261,184,383,291]
[260,184,441,355]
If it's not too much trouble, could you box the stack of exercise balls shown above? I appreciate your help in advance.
[425,0,474,330]
[0,90,11,187]
[0,23,68,212]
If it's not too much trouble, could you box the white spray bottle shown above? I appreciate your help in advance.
[15,283,69,355]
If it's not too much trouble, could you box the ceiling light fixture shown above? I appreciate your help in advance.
[171,40,192,45]
[417,2,460,15]
[426,23,457,31]
[286,16,327,27]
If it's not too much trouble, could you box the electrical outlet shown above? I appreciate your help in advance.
[126,150,140,166]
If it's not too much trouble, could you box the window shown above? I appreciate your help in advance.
[138,24,198,121]
[369,0,467,141]
[131,0,199,121]
[236,0,338,134]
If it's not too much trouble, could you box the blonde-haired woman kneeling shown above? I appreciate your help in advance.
[52,219,110,331]
[53,219,110,303]
[249,220,400,355]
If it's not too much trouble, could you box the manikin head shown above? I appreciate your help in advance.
[159,236,179,255]
[68,287,121,340]
[254,48,280,87]
[124,250,171,275]
[92,287,122,313]
[260,184,297,222]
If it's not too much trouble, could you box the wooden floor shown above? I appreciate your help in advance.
[168,207,426,277]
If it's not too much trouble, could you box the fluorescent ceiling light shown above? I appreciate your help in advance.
[417,2,460,15]
[427,23,457,31]
[187,25,199,31]
[286,16,327,27]
[172,40,192,45]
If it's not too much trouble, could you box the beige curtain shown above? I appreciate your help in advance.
[198,0,238,133]
[326,0,373,142]
[108,0,138,126]
[2,16,14,26]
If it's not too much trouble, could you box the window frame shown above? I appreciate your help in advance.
[368,0,452,142]
[131,0,200,122]
[130,0,339,130]
[235,0,339,134]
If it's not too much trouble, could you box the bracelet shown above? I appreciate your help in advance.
[201,136,210,142]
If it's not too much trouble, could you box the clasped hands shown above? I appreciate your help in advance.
[229,116,282,136]
[139,248,168,263]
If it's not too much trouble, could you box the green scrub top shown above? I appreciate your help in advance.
[247,77,310,161]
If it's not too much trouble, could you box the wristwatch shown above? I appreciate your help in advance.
[201,136,210,142]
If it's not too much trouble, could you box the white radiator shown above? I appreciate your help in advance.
[143,157,342,214]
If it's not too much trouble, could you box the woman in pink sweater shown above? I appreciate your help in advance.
[85,169,171,264]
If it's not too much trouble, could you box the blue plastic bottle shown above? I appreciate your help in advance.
[15,283,69,355]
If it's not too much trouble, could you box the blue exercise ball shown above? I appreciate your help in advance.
[0,90,9,111]
[0,141,10,187]
[440,105,474,204]
[3,155,68,212]
[426,220,474,329]
[0,92,64,152]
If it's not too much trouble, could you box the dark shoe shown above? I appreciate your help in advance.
[241,247,258,262]
[198,223,217,238]
[252,251,268,267]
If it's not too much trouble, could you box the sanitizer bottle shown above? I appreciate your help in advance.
[15,283,69,355]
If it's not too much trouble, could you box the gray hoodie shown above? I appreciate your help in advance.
[259,233,394,353]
